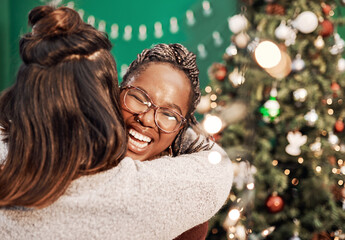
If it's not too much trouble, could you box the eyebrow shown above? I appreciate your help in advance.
[135,85,183,114]
[165,103,183,114]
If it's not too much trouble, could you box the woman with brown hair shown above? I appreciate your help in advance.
[120,43,215,239]
[0,5,233,239]
[0,5,126,208]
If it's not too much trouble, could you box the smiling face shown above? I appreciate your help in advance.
[121,62,191,161]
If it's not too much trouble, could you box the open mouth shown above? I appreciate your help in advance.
[128,128,152,151]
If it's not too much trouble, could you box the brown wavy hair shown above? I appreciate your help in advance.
[0,5,127,208]
[121,43,212,156]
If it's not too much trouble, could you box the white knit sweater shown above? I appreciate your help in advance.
[0,131,233,240]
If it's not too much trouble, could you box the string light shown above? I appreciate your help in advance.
[77,9,84,20]
[284,169,290,175]
[228,233,235,239]
[298,157,304,164]
[261,226,275,237]
[338,180,344,185]
[212,31,223,46]
[67,2,233,55]
[202,1,212,16]
[120,64,128,78]
[254,41,282,68]
[138,24,147,41]
[87,15,95,26]
[123,25,132,41]
[203,115,223,134]
[197,44,207,59]
[338,159,344,165]
[228,209,240,221]
[205,86,212,93]
[210,102,217,108]
[247,182,255,190]
[186,10,196,26]
[272,160,278,166]
[98,20,106,32]
[208,151,222,165]
[210,94,217,101]
[111,24,119,39]
[154,22,163,38]
[328,109,334,115]
[67,1,75,9]
[229,193,237,202]
[170,17,179,34]
[316,166,322,173]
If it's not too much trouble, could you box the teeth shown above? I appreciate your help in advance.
[129,129,151,143]
[129,137,148,148]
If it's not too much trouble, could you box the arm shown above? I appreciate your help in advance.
[107,141,233,239]
[0,129,233,240]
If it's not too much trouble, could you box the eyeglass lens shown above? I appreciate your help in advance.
[125,88,182,132]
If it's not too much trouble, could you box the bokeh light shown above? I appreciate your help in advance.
[254,41,282,68]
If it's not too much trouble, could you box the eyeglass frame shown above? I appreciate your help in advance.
[120,85,187,133]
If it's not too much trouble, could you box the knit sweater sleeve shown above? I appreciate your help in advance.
[0,130,233,240]
[127,141,233,239]
[58,131,233,240]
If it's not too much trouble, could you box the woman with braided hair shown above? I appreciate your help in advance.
[121,43,211,161]
[0,5,233,239]
[120,43,218,239]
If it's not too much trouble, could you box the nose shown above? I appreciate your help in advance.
[137,108,157,129]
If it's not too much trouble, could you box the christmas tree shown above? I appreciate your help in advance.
[200,1,345,239]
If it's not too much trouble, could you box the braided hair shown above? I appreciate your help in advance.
[121,43,212,156]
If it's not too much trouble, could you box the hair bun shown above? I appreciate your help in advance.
[28,5,54,26]
[29,6,83,37]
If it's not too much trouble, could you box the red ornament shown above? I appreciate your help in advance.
[211,133,222,142]
[215,66,227,81]
[319,20,334,37]
[322,3,332,16]
[208,63,227,81]
[265,3,285,15]
[266,192,284,213]
[331,82,340,91]
[328,156,336,165]
[335,119,345,132]
[331,184,345,201]
[311,232,332,240]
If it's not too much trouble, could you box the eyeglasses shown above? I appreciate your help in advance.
[121,85,186,133]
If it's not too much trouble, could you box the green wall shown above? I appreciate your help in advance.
[0,0,238,91]
[0,0,10,90]
[1,0,40,90]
